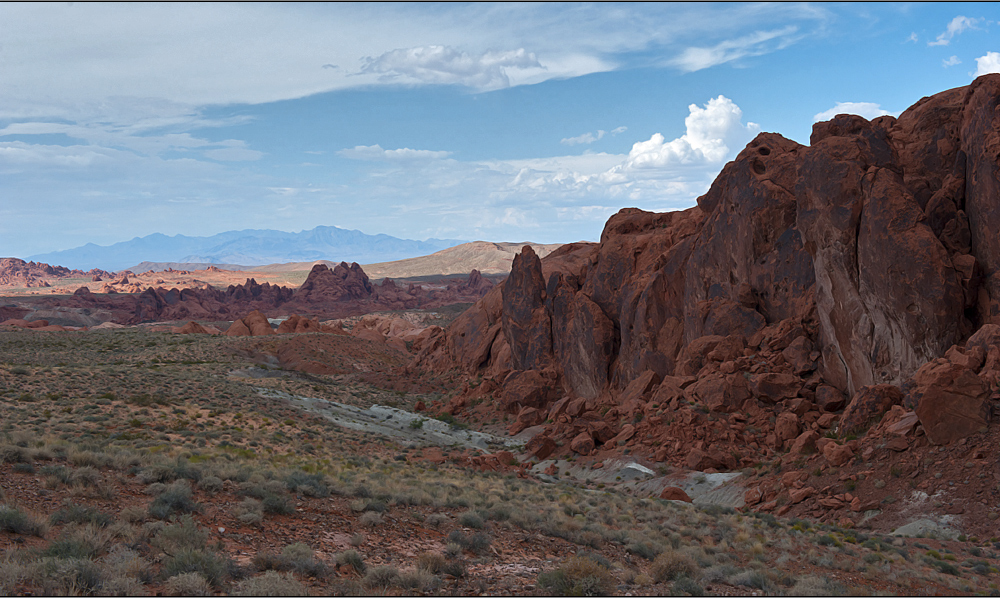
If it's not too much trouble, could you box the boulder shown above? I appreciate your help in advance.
[839,384,903,434]
[524,435,558,461]
[815,384,847,412]
[790,430,820,454]
[749,372,802,402]
[823,442,854,466]
[912,359,989,445]
[499,370,560,413]
[659,487,692,502]
[569,432,595,456]
[775,412,800,442]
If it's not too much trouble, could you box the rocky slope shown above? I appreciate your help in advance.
[0,258,111,288]
[414,76,1000,510]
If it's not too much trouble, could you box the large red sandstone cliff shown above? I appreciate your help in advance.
[416,75,1000,463]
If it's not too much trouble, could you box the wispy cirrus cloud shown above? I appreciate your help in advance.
[360,46,542,91]
[928,16,983,46]
[671,26,801,72]
[337,144,453,161]
[943,55,962,67]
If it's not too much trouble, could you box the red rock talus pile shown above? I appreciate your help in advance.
[416,75,1000,468]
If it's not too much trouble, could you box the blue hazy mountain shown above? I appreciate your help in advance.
[28,226,466,272]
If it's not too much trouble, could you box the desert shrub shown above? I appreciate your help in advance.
[398,569,441,593]
[416,551,447,574]
[0,444,31,463]
[50,504,113,528]
[458,510,485,529]
[650,550,699,583]
[425,513,448,528]
[335,550,365,574]
[672,576,705,596]
[0,558,28,596]
[69,450,112,468]
[99,575,146,596]
[362,565,400,590]
[153,515,208,553]
[0,504,47,536]
[538,555,615,597]
[728,569,776,592]
[31,556,104,595]
[261,492,294,516]
[285,471,330,497]
[42,537,101,560]
[100,546,150,583]
[792,574,848,596]
[359,511,382,528]
[70,466,102,487]
[232,570,308,596]
[254,543,327,578]
[164,572,212,596]
[196,476,223,494]
[627,540,661,561]
[236,498,264,525]
[148,480,200,519]
[162,549,229,588]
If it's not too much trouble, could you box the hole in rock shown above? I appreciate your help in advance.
[752,159,766,175]
[758,146,771,156]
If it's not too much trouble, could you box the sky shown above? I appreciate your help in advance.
[2,2,999,258]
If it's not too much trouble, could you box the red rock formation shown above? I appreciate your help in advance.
[417,75,1000,467]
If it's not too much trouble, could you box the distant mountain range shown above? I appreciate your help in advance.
[28,227,466,272]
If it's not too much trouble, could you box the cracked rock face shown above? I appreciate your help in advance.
[420,74,1000,452]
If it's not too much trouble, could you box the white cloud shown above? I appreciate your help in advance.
[613,96,759,170]
[337,144,453,161]
[360,46,542,91]
[671,26,801,72]
[610,126,628,135]
[928,16,983,46]
[974,51,1000,76]
[561,130,605,146]
[905,32,918,43]
[943,55,962,67]
[812,101,893,122]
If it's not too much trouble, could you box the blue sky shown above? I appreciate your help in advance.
[2,2,999,258]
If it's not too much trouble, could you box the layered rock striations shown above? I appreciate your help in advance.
[417,75,1000,463]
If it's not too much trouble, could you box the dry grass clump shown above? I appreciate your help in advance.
[650,549,699,583]
[164,571,212,596]
[0,504,48,537]
[538,554,616,597]
[232,570,308,596]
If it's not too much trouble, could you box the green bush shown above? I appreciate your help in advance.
[335,550,365,574]
[458,510,485,529]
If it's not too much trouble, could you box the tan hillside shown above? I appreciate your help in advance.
[361,241,563,279]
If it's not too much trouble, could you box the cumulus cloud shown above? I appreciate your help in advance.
[498,96,759,206]
[943,55,962,67]
[612,96,759,171]
[974,51,1000,76]
[928,16,983,46]
[672,26,800,72]
[812,101,892,122]
[360,45,541,91]
[337,144,452,161]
